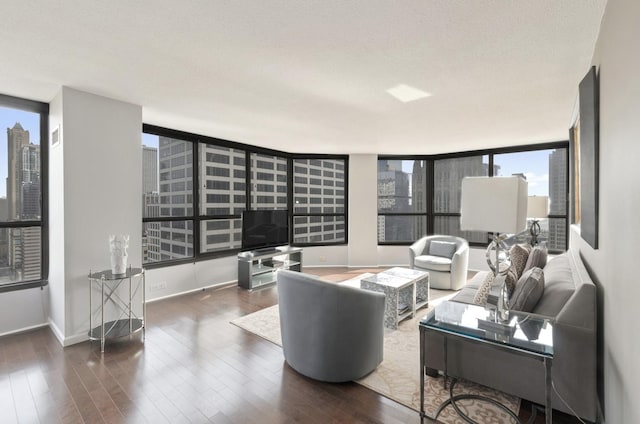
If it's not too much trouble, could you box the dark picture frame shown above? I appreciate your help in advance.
[578,66,599,249]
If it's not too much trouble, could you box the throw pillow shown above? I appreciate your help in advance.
[524,245,548,272]
[473,272,495,305]
[505,268,519,298]
[509,243,531,279]
[510,267,545,312]
[429,240,457,258]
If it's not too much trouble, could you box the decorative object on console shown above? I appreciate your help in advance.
[527,195,548,245]
[460,176,528,322]
[109,234,129,275]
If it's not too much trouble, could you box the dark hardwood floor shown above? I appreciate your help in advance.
[0,267,582,423]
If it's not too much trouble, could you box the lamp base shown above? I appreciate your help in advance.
[530,220,541,245]
[485,236,511,323]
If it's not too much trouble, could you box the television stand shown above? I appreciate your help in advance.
[237,246,303,290]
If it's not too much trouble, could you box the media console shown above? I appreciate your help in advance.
[237,246,303,290]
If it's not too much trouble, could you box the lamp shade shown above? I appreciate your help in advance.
[460,176,528,234]
[527,196,549,219]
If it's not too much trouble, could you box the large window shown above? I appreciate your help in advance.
[433,155,489,244]
[142,133,194,263]
[378,143,569,252]
[377,159,427,242]
[0,94,48,291]
[292,158,347,244]
[494,148,568,250]
[142,125,348,266]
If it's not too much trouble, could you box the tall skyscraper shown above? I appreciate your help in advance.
[292,158,345,244]
[548,148,568,250]
[7,123,30,220]
[377,160,411,241]
[142,145,158,194]
[5,122,41,281]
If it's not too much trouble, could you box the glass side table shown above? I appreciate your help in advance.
[419,301,554,424]
[88,266,146,352]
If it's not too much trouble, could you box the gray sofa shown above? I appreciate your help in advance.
[276,269,385,382]
[424,249,597,422]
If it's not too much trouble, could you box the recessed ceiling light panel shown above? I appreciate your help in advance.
[386,84,432,103]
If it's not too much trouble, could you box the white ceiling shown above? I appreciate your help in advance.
[1,1,606,154]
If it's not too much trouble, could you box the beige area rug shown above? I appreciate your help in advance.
[231,276,520,424]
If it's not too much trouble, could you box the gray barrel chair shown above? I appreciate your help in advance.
[276,269,385,382]
[409,235,469,290]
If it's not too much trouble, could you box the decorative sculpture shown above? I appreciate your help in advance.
[109,234,129,275]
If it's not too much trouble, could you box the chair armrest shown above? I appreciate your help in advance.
[450,242,469,290]
[409,237,429,267]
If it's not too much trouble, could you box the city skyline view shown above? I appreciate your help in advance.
[0,107,40,199]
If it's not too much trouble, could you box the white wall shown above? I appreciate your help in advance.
[347,154,379,267]
[48,87,142,345]
[578,1,640,422]
[0,286,48,336]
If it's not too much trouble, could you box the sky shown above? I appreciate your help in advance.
[0,106,41,198]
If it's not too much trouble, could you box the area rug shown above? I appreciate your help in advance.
[230,276,520,424]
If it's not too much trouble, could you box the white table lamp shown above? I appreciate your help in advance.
[460,176,528,321]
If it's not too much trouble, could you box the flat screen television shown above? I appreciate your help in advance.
[241,209,289,252]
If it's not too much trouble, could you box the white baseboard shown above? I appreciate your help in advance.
[146,279,236,303]
[0,322,48,338]
[47,318,65,346]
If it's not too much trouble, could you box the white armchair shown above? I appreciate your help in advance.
[409,235,469,290]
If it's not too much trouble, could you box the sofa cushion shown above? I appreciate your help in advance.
[414,255,452,272]
[429,240,457,258]
[510,267,545,312]
[532,255,575,316]
[524,245,547,272]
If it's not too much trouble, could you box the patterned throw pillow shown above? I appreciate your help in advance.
[510,267,545,312]
[505,268,519,298]
[524,245,548,272]
[473,272,495,305]
[509,244,531,279]
[429,241,457,258]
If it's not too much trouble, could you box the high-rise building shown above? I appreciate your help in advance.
[141,145,160,263]
[7,123,30,220]
[292,159,345,244]
[142,145,158,194]
[377,160,411,241]
[6,123,41,281]
[157,137,193,261]
[548,148,568,250]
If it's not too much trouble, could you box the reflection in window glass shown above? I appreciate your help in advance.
[292,158,347,245]
[433,156,489,213]
[250,153,287,210]
[143,221,193,263]
[377,215,427,243]
[200,145,246,216]
[377,159,427,213]
[434,216,487,244]
[293,216,345,244]
[200,218,242,253]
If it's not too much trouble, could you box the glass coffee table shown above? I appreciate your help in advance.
[361,267,429,329]
[419,301,554,424]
